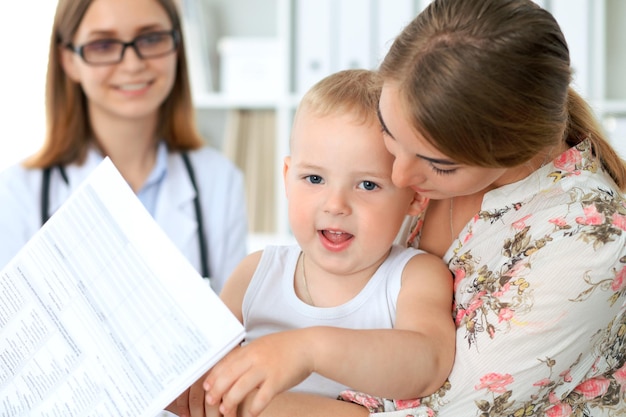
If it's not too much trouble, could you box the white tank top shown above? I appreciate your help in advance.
[242,244,424,398]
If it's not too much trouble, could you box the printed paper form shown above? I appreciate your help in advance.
[0,158,245,417]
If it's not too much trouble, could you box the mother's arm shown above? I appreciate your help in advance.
[253,391,369,417]
[168,384,369,417]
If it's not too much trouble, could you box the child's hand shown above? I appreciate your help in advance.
[203,329,314,417]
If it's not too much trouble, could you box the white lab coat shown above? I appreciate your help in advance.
[0,146,248,293]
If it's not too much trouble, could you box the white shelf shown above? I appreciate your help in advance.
[192,92,301,111]
[192,93,279,110]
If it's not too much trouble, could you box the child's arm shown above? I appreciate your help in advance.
[219,250,263,322]
[204,252,455,417]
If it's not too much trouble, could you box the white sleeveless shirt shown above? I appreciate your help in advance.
[242,244,424,398]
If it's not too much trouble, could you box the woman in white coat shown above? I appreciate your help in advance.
[0,0,248,292]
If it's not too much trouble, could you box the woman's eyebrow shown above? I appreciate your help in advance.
[417,154,457,166]
[84,24,168,39]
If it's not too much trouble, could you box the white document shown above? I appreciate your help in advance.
[0,158,245,417]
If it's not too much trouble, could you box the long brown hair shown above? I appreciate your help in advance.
[26,0,204,168]
[380,0,626,189]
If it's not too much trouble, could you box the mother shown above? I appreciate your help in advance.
[176,0,626,415]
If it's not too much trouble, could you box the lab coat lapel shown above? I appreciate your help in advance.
[48,149,105,216]
[154,153,197,251]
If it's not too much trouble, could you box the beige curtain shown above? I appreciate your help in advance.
[223,109,277,233]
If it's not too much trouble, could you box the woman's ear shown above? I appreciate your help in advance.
[406,192,429,216]
[60,46,81,83]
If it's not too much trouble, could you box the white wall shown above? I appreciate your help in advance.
[0,2,57,171]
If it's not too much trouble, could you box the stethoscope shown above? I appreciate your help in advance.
[40,152,210,279]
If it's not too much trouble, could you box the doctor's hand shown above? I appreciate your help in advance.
[203,330,314,417]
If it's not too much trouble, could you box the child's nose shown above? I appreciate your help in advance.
[322,188,351,216]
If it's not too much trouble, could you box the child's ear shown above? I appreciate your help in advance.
[282,156,291,197]
[406,192,429,216]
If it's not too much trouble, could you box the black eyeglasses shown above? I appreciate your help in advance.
[66,30,180,66]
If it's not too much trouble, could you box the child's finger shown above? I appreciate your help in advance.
[219,370,267,416]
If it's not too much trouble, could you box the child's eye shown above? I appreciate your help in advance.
[305,175,323,184]
[359,181,379,191]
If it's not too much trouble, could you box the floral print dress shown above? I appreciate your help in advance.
[340,140,626,416]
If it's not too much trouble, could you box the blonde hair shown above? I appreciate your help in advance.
[380,0,626,189]
[26,0,204,168]
[295,69,382,128]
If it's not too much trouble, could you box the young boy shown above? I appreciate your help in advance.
[201,70,455,417]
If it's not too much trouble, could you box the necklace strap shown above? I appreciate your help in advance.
[300,253,315,306]
[449,197,455,240]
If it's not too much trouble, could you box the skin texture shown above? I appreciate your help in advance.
[170,105,455,417]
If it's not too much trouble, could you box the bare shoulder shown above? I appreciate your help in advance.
[402,250,452,285]
[395,248,455,338]
[232,250,264,279]
[220,250,264,320]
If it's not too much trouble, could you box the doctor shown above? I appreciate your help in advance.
[0,0,248,292]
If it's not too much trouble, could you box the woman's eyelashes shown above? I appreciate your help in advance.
[430,164,457,176]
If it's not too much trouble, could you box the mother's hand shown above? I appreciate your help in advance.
[165,371,214,417]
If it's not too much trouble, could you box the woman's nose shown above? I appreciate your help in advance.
[391,156,421,188]
[119,45,147,69]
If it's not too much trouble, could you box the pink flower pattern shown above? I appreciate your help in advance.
[575,205,604,226]
[512,214,532,230]
[612,212,626,231]
[612,265,626,292]
[559,369,572,383]
[497,307,514,323]
[573,377,611,400]
[475,373,514,394]
[553,147,582,172]
[545,402,573,417]
[613,363,626,387]
[534,378,552,387]
[549,216,568,228]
